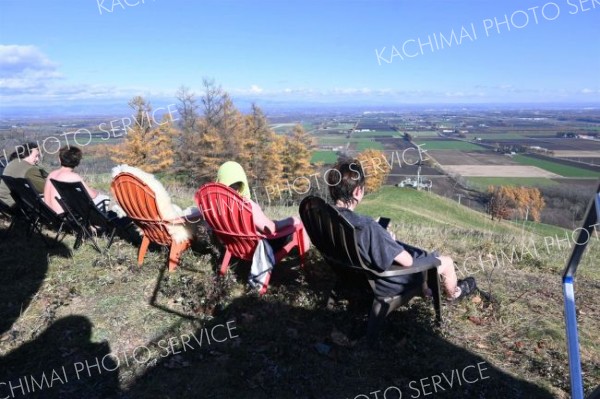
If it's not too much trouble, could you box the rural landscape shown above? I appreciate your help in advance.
[1,0,599,398]
[0,97,599,398]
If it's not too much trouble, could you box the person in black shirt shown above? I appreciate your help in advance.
[327,159,476,301]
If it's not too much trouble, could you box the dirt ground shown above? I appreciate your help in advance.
[429,150,518,166]
[442,165,561,177]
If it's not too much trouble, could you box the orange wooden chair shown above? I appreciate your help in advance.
[195,182,305,294]
[111,166,192,271]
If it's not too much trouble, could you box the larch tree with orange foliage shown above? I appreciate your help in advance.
[110,96,176,173]
[281,124,316,196]
[357,149,392,194]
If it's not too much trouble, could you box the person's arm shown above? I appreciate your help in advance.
[80,180,99,199]
[393,250,414,267]
[250,201,276,234]
[385,229,413,266]
[25,166,48,195]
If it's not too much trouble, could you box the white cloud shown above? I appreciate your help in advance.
[0,45,62,93]
[249,84,263,94]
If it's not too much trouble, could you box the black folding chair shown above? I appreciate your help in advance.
[0,197,17,238]
[299,195,442,343]
[1,176,71,246]
[50,179,117,253]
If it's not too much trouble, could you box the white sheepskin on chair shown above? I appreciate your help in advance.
[111,164,191,243]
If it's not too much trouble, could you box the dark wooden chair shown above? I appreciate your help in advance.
[1,176,71,246]
[50,179,118,253]
[299,195,442,342]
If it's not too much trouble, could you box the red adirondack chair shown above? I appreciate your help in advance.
[195,182,305,294]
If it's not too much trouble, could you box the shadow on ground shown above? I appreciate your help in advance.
[0,223,71,335]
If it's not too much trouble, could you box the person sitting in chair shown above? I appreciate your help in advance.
[44,146,110,214]
[327,159,476,302]
[215,161,310,252]
[0,142,48,208]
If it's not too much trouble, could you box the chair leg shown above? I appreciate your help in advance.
[138,236,150,267]
[428,268,442,325]
[367,298,390,344]
[106,227,117,249]
[220,249,232,275]
[167,241,190,272]
[298,227,305,268]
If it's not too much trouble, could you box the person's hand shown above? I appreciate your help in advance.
[291,216,302,227]
[389,230,396,241]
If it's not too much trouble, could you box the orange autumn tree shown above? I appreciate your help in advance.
[110,96,176,173]
[488,185,545,222]
[281,124,316,195]
[357,149,392,194]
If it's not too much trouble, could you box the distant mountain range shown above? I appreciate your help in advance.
[0,97,598,121]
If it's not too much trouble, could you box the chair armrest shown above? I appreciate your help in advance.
[264,223,298,239]
[365,262,439,278]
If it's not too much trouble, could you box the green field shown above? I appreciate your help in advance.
[466,177,559,190]
[513,155,600,178]
[414,140,484,151]
[352,130,399,137]
[355,141,383,151]
[311,150,338,163]
[405,130,439,137]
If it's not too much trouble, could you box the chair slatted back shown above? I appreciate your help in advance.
[111,172,172,246]
[300,196,369,272]
[195,183,260,261]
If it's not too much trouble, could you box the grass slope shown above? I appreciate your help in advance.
[1,184,598,398]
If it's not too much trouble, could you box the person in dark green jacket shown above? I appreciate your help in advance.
[0,142,48,207]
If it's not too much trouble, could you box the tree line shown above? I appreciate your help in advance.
[110,80,318,197]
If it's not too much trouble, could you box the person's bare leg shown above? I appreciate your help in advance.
[437,255,459,299]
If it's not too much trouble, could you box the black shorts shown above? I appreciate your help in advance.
[267,233,293,253]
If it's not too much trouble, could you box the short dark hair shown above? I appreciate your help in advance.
[229,181,244,193]
[327,158,365,206]
[15,142,39,160]
[59,146,82,168]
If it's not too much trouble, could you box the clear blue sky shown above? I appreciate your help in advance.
[0,0,599,109]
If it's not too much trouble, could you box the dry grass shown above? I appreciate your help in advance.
[0,184,598,398]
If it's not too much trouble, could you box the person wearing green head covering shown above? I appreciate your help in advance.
[216,161,310,251]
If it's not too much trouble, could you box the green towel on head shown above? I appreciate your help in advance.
[216,161,251,199]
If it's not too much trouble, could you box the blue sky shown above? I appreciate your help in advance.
[0,0,599,111]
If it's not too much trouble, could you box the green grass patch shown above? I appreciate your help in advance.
[513,155,600,178]
[311,150,338,163]
[414,140,485,151]
[353,130,399,137]
[355,141,383,151]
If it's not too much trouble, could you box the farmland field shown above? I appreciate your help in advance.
[352,130,399,137]
[466,177,559,190]
[311,150,338,163]
[428,150,518,166]
[442,165,560,178]
[354,141,383,151]
[513,155,600,178]
[414,139,485,151]
[404,130,439,137]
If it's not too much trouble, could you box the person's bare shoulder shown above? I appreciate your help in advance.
[50,169,83,183]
